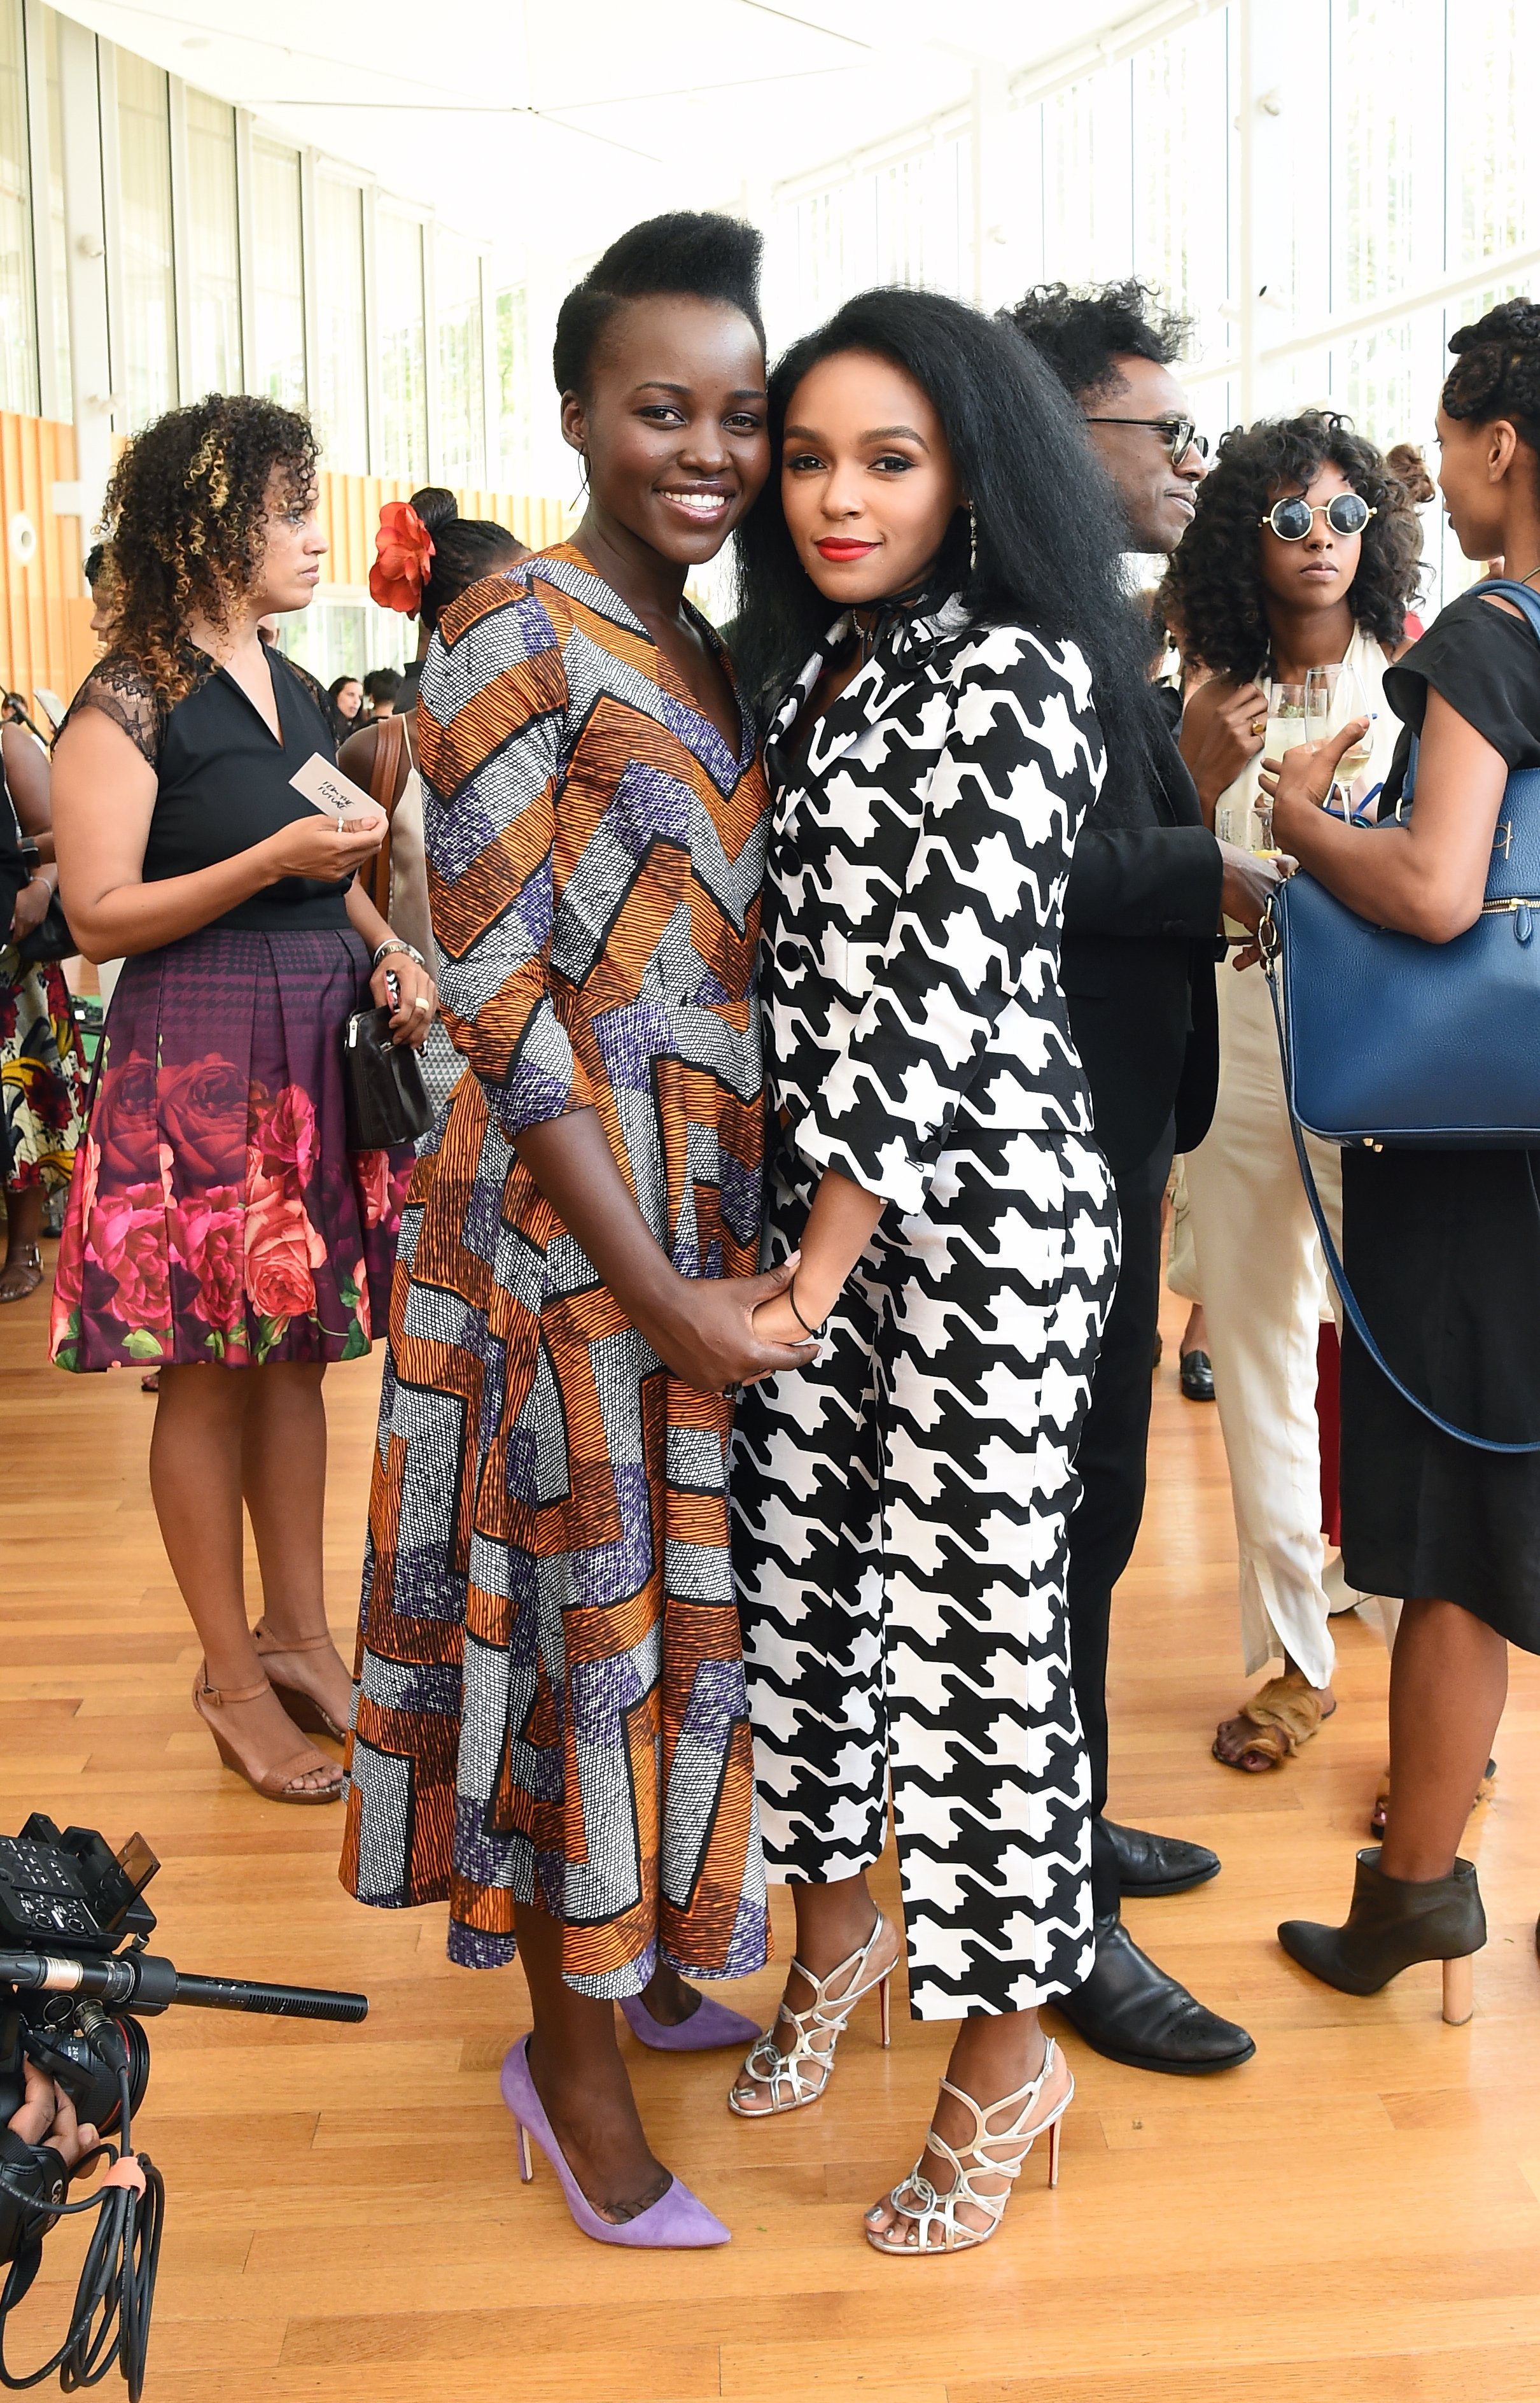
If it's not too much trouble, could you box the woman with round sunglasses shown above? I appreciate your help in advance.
[1159,414,1422,1780]
[1261,299,1540,2010]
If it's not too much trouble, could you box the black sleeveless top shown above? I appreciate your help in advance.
[64,645,351,933]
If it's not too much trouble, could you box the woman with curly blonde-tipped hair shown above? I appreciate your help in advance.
[48,392,435,1804]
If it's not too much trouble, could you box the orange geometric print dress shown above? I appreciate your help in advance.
[341,546,771,1992]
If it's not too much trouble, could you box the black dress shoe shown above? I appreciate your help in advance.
[1179,1348,1215,1401]
[1279,1847,1484,1996]
[1106,1819,1221,1898]
[1056,1918,1255,2075]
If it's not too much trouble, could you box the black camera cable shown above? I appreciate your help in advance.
[0,2036,164,2400]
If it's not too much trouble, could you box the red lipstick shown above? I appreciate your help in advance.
[815,537,878,561]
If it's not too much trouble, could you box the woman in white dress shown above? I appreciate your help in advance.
[1161,414,1422,1773]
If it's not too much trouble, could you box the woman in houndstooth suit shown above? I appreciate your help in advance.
[725,288,1159,2255]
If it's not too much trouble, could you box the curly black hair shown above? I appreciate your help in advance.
[1442,299,1540,474]
[553,211,764,397]
[407,486,526,631]
[1006,278,1193,404]
[101,392,318,712]
[1158,410,1423,682]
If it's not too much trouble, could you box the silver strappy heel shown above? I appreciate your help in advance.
[866,2038,1073,2255]
[727,1912,895,2117]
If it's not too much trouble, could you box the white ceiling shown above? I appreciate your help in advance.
[60,0,1153,271]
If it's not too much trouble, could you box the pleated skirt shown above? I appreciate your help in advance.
[51,926,411,1372]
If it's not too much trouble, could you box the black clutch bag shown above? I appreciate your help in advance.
[342,1005,434,1149]
[15,891,74,965]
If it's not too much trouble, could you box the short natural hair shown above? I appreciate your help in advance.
[552,211,764,397]
[363,668,402,705]
[1007,279,1194,405]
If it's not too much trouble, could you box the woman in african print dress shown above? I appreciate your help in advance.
[343,215,813,2250]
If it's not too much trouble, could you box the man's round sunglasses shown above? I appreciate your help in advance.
[1261,492,1375,541]
[1083,415,1208,465]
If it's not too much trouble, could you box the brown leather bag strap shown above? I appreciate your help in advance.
[363,711,410,920]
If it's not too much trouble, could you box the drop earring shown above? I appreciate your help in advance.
[967,504,978,575]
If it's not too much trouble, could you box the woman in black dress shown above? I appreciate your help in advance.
[50,394,435,1804]
[1262,300,1540,2013]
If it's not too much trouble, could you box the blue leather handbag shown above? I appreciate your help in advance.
[1261,577,1540,1452]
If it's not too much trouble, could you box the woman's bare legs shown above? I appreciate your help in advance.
[1378,1596,1508,1882]
[728,1873,1061,2245]
[515,1897,670,2220]
[149,1363,339,1793]
[241,1361,354,1732]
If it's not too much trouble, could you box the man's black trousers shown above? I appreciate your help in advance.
[1067,1119,1176,1924]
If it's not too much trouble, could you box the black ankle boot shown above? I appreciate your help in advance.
[1278,1847,1485,2000]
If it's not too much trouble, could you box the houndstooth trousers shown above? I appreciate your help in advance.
[731,1125,1117,2020]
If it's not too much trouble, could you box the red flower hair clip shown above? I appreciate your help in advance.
[369,501,435,614]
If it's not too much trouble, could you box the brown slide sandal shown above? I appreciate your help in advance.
[1214,1670,1331,1773]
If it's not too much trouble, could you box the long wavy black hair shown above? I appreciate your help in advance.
[1159,409,1424,682]
[731,286,1161,800]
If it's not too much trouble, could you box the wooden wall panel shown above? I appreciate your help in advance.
[0,407,570,714]
[0,409,83,717]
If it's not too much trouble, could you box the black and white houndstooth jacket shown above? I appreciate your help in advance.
[761,596,1107,1216]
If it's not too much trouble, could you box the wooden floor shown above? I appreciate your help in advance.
[5,1249,1540,2403]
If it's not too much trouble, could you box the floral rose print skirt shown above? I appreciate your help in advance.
[51,927,412,1372]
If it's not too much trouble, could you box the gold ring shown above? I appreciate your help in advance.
[412,996,431,1013]
[1250,715,1266,736]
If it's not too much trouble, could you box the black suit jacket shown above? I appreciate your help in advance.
[1061,698,1222,1177]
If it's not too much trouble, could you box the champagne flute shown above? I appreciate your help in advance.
[1305,661,1375,817]
[1258,680,1307,852]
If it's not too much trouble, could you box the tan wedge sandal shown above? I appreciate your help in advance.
[251,1622,351,1742]
[192,1667,344,1803]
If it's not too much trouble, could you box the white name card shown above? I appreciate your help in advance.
[288,750,388,828]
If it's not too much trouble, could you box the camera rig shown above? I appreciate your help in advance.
[0,1814,367,2398]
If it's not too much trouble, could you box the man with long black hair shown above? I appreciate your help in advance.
[1011,281,1274,2075]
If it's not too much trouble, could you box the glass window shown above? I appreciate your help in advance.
[1331,0,1445,311]
[1040,66,1134,295]
[1131,15,1231,378]
[0,0,34,415]
[115,53,176,430]
[1447,0,1540,271]
[377,204,426,480]
[494,281,530,489]
[42,8,69,421]
[436,230,484,482]
[184,91,239,397]
[312,174,367,469]
[251,136,305,410]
